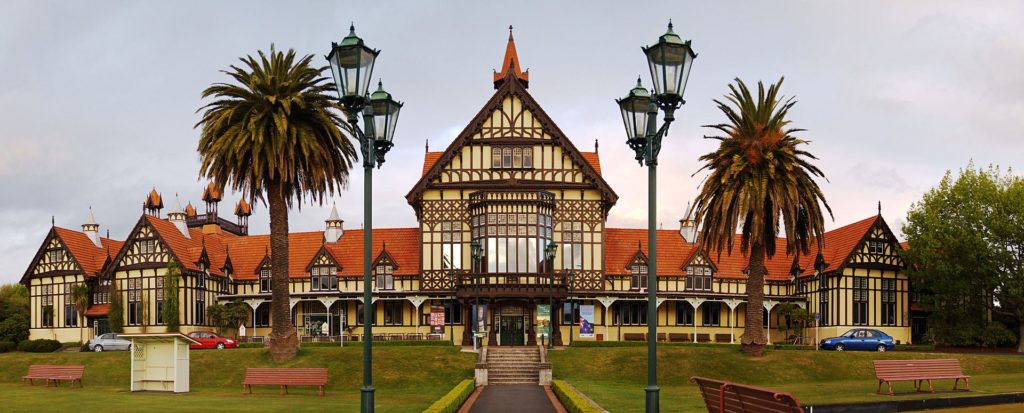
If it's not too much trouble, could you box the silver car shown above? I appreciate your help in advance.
[88,333,131,352]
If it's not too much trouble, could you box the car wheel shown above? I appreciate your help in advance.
[93,345,103,352]
[216,343,225,350]
[877,344,887,352]
[835,344,845,352]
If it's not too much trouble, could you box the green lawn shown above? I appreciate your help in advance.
[549,346,1024,412]
[0,345,476,412]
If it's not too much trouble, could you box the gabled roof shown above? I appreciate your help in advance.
[422,151,444,176]
[111,215,230,276]
[52,227,122,276]
[407,72,617,207]
[796,215,880,277]
[605,229,692,276]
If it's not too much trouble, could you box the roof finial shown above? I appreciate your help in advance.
[425,139,429,153]
[594,138,599,153]
[667,19,674,32]
[878,201,882,215]
[51,216,55,227]
[509,25,514,40]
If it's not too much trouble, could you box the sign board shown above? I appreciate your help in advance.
[536,304,551,339]
[814,313,820,322]
[579,305,595,338]
[472,304,488,333]
[429,305,445,334]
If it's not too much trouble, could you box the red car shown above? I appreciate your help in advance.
[187,331,238,350]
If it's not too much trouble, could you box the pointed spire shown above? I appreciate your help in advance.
[325,203,344,243]
[83,207,101,247]
[167,194,190,239]
[493,25,529,88]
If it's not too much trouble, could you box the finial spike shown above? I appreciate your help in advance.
[594,138,599,153]
[51,216,55,227]
[878,201,882,215]
[668,19,674,31]
[509,25,514,40]
[425,139,429,153]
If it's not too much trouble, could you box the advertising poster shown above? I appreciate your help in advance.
[473,304,488,334]
[429,305,445,334]
[536,304,551,340]
[579,305,595,338]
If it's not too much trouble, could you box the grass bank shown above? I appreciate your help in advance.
[549,346,1024,412]
[0,346,476,412]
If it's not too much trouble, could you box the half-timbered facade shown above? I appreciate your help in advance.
[23,30,912,345]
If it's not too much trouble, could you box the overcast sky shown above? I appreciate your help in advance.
[2,1,1022,284]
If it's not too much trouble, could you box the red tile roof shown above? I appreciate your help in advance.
[84,304,110,316]
[605,229,692,276]
[580,152,601,175]
[53,227,122,277]
[422,151,444,176]
[144,216,228,276]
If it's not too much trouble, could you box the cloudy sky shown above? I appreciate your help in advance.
[2,1,1022,284]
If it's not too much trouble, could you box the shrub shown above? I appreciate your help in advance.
[979,323,1017,347]
[0,311,30,344]
[0,341,15,353]
[552,380,605,413]
[423,379,475,413]
[17,339,62,353]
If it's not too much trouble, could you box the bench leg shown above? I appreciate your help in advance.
[927,379,934,393]
[964,378,970,391]
[877,380,883,395]
[888,381,894,396]
[952,378,959,391]
[280,385,285,396]
[319,385,324,397]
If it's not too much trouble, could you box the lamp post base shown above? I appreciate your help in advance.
[361,385,375,413]
[645,385,660,413]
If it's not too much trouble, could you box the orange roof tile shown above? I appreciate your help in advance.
[53,227,121,276]
[605,229,693,276]
[422,151,444,176]
[580,152,601,175]
[84,304,110,316]
[493,26,529,86]
[144,216,228,276]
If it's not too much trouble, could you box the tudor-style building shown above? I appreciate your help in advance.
[22,30,914,345]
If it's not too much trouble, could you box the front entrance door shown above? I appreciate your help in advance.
[500,316,525,346]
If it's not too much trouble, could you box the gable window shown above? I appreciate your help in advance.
[685,266,713,291]
[629,260,648,290]
[48,249,65,263]
[853,277,868,325]
[491,146,533,169]
[127,278,142,326]
[259,268,272,292]
[702,302,722,326]
[868,241,885,254]
[441,221,462,270]
[139,239,156,254]
[881,279,897,326]
[311,266,338,291]
[375,263,394,290]
[676,301,694,326]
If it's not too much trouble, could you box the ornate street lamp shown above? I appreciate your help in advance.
[568,271,575,346]
[545,240,557,349]
[616,21,696,413]
[327,24,402,413]
[471,240,484,349]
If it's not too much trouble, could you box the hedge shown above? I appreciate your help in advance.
[239,340,454,349]
[423,379,475,413]
[552,380,605,413]
[0,341,15,353]
[17,339,62,353]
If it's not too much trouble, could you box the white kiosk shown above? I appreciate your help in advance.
[119,333,200,393]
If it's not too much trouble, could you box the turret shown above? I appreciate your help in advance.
[202,183,222,217]
[82,207,102,247]
[234,199,252,235]
[679,202,697,242]
[325,204,344,243]
[167,195,190,239]
[144,188,163,217]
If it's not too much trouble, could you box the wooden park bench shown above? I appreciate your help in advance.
[872,359,970,395]
[21,365,85,387]
[714,334,732,343]
[623,333,646,341]
[243,368,328,396]
[696,333,711,343]
[690,376,804,413]
[669,333,691,342]
[656,333,667,342]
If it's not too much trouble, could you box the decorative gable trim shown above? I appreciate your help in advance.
[682,248,718,273]
[20,228,85,284]
[305,245,340,273]
[107,215,182,275]
[836,215,904,273]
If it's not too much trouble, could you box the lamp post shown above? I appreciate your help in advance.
[568,271,575,346]
[327,24,403,413]
[446,269,456,344]
[471,240,483,349]
[615,21,696,413]
[545,240,557,349]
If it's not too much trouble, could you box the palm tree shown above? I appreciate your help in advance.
[196,45,358,361]
[69,283,90,345]
[692,78,831,356]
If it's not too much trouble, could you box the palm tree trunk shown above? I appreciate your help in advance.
[267,178,297,361]
[742,241,768,356]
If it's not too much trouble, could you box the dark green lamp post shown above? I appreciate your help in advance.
[545,240,557,349]
[471,240,483,349]
[568,271,575,346]
[616,21,696,413]
[327,24,403,413]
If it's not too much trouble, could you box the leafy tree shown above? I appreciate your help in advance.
[903,164,1024,351]
[108,280,124,333]
[693,78,832,356]
[69,283,90,344]
[196,45,357,361]
[162,261,181,332]
[207,301,249,338]
[0,283,30,343]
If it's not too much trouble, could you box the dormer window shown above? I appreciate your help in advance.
[259,268,272,292]
[375,264,394,290]
[685,266,712,291]
[311,266,338,291]
[629,261,648,290]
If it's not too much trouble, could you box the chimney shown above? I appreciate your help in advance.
[167,195,191,239]
[82,207,102,247]
[325,204,344,243]
[679,202,697,242]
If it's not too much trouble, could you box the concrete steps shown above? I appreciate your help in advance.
[486,347,541,385]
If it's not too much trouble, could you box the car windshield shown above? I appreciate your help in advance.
[840,330,857,337]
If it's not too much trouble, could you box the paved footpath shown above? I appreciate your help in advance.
[467,384,561,413]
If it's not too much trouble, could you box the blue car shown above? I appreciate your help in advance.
[820,329,895,352]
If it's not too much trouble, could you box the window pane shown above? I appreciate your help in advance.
[503,148,512,168]
[513,148,522,168]
[523,149,532,168]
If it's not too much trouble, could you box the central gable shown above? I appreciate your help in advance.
[407,75,617,208]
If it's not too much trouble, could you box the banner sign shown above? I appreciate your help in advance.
[536,304,551,339]
[579,305,595,338]
[473,304,488,333]
[430,305,445,334]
